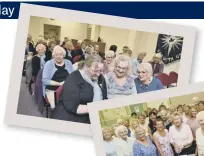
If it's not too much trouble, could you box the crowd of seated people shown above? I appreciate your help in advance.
[102,102,204,156]
[23,34,175,123]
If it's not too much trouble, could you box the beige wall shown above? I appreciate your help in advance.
[28,16,179,74]
[28,16,88,44]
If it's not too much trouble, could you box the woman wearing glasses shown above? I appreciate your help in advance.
[104,55,137,99]
[51,54,106,124]
[134,63,164,94]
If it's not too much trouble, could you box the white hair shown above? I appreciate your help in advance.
[115,125,128,138]
[36,44,46,53]
[196,111,204,123]
[137,63,153,78]
[105,50,115,58]
[52,45,66,57]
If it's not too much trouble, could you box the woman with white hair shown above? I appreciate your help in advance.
[134,63,163,94]
[42,45,74,109]
[195,111,204,156]
[169,112,195,155]
[148,53,164,76]
[104,55,137,99]
[104,50,116,73]
[133,127,158,156]
[29,43,50,95]
[114,125,135,156]
[102,127,118,156]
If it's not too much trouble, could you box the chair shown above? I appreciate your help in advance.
[168,71,178,87]
[156,73,170,87]
[56,85,64,103]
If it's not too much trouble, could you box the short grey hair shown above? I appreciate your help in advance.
[115,125,128,138]
[196,111,204,123]
[105,50,115,58]
[52,45,66,57]
[115,54,132,74]
[137,63,153,78]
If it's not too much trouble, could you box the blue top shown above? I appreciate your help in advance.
[133,137,158,156]
[134,77,164,94]
[42,59,74,97]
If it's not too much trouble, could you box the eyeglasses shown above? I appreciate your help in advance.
[116,66,128,71]
[106,56,114,59]
[137,71,147,74]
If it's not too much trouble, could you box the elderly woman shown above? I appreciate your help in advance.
[102,127,118,156]
[42,45,74,109]
[114,125,135,156]
[169,112,195,155]
[29,43,49,95]
[148,53,164,76]
[134,63,164,94]
[133,127,158,156]
[104,50,116,73]
[186,106,200,139]
[153,118,174,156]
[104,55,137,99]
[195,111,204,156]
[50,55,105,124]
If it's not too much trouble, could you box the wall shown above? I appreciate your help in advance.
[28,16,88,44]
[28,16,179,74]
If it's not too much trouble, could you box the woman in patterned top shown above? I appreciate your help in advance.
[104,55,137,99]
[133,126,158,156]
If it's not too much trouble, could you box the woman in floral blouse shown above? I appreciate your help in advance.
[104,54,137,99]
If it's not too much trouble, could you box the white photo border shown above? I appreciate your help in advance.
[4,3,196,136]
[88,82,204,156]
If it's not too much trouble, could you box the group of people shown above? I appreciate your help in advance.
[23,34,167,123]
[102,101,204,156]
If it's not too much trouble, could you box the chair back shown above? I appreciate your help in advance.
[156,73,170,87]
[169,71,178,84]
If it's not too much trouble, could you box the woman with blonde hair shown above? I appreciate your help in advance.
[114,125,134,156]
[149,53,164,76]
[134,63,164,94]
[195,111,204,156]
[102,127,118,156]
[130,119,140,138]
[133,127,158,156]
[104,54,137,99]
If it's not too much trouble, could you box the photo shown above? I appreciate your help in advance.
[4,3,196,136]
[97,91,204,156]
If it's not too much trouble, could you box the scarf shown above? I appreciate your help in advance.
[39,54,46,69]
[79,68,103,102]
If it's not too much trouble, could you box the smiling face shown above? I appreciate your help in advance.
[173,115,182,127]
[137,68,149,82]
[115,61,129,78]
[156,120,165,131]
[118,128,128,140]
[136,129,146,141]
[103,128,112,140]
[139,116,145,124]
[149,113,157,122]
[87,62,101,81]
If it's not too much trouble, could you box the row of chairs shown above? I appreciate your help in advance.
[156,71,178,88]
